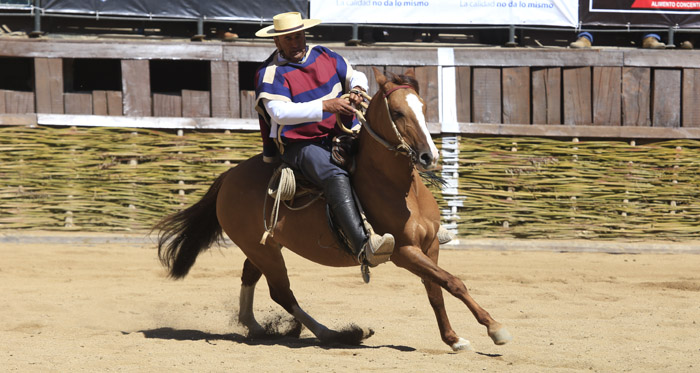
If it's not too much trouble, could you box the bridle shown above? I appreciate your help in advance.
[338,85,418,163]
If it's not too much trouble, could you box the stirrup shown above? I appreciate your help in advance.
[357,233,394,283]
[360,264,370,284]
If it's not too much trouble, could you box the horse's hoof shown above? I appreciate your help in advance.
[451,337,475,352]
[322,324,374,345]
[488,326,513,345]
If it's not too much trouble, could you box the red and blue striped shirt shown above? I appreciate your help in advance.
[255,45,358,158]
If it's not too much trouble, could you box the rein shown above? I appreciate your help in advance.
[337,86,417,163]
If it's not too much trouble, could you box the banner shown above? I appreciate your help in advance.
[310,0,578,27]
[0,0,31,8]
[581,0,700,27]
[40,0,308,21]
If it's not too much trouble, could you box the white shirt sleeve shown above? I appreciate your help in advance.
[262,67,366,137]
[263,99,324,126]
[350,70,369,92]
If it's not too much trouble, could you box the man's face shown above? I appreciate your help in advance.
[274,30,307,63]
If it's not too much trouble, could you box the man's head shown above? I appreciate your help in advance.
[274,30,307,63]
[256,12,321,62]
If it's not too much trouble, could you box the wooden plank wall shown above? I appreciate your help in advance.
[451,65,700,129]
[683,69,700,127]
[3,41,700,134]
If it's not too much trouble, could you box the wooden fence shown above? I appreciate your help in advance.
[2,39,700,138]
[2,38,700,239]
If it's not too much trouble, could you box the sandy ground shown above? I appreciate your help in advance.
[1,233,699,373]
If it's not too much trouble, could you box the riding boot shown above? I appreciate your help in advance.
[323,175,394,266]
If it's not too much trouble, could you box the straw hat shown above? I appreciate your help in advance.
[255,12,321,38]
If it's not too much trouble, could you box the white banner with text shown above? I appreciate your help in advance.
[310,0,578,26]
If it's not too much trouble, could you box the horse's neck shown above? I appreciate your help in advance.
[355,128,414,193]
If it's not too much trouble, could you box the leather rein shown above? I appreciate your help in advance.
[338,85,418,163]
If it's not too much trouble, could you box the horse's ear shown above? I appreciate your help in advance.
[373,67,387,87]
[404,68,415,78]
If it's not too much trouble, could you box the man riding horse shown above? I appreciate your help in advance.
[254,12,394,267]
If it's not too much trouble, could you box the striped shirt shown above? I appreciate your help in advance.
[255,44,364,158]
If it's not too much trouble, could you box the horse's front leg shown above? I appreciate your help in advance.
[423,277,475,351]
[392,244,512,348]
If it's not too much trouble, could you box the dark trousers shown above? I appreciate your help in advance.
[280,140,348,188]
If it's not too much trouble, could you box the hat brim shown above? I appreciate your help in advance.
[255,19,322,38]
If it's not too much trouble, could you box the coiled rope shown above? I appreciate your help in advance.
[260,165,322,244]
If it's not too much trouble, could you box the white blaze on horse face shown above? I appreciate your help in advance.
[405,93,440,164]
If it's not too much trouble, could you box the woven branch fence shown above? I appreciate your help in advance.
[1,126,700,240]
[0,126,259,231]
[453,137,700,240]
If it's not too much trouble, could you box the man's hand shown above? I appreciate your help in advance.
[348,86,366,106]
[322,98,356,116]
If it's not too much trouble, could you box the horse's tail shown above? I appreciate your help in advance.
[155,170,228,279]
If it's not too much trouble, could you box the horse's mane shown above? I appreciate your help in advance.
[385,71,420,95]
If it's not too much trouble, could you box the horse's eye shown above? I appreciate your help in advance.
[391,111,403,119]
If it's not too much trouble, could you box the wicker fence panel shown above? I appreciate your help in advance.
[0,126,260,231]
[2,126,700,240]
[457,137,700,240]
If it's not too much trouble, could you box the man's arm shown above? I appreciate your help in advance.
[264,97,358,124]
[264,100,323,125]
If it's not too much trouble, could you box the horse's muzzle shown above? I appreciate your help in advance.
[418,151,438,171]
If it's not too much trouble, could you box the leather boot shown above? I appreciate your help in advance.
[643,35,665,49]
[324,175,394,266]
[569,36,592,49]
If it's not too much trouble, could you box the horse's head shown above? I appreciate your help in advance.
[368,67,440,171]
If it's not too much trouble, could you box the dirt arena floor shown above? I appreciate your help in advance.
[2,233,699,372]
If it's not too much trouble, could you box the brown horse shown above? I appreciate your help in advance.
[156,67,512,351]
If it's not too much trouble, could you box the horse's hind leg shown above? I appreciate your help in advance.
[240,242,372,345]
[393,244,512,349]
[238,258,266,336]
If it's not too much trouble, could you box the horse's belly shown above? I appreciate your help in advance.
[216,155,355,267]
[273,201,357,267]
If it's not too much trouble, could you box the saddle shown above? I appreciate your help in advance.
[261,135,360,258]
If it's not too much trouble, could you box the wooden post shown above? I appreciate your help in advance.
[671,146,681,215]
[593,66,622,126]
[472,67,501,124]
[211,61,231,118]
[34,57,64,114]
[128,131,138,230]
[455,66,471,123]
[440,135,462,242]
[532,67,561,125]
[121,60,152,116]
[563,67,592,125]
[502,67,530,125]
[682,68,700,127]
[652,69,681,128]
[622,67,651,126]
[177,129,185,206]
[224,129,232,165]
[570,138,579,221]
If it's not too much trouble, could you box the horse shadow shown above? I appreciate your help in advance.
[130,327,416,352]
